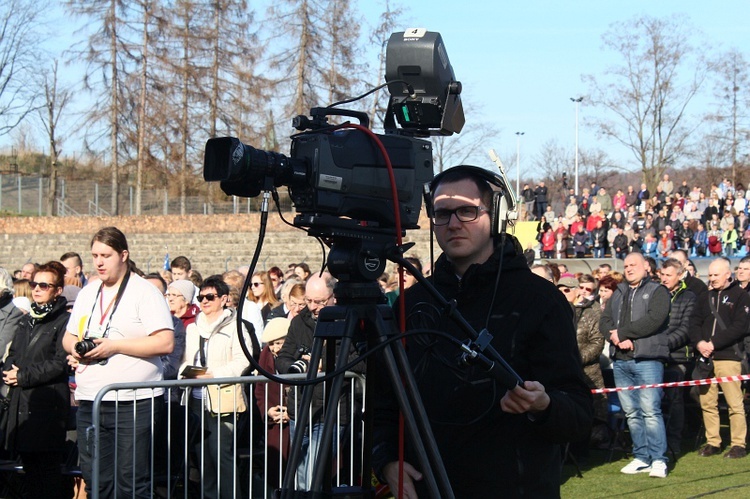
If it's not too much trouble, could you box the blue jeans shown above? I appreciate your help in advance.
[593,247,605,258]
[613,359,667,464]
[77,399,159,498]
[289,419,344,491]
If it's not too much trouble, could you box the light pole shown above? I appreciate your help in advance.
[515,131,524,200]
[570,97,583,196]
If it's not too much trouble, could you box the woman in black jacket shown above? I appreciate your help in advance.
[3,261,70,498]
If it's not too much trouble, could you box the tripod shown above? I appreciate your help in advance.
[279,234,455,499]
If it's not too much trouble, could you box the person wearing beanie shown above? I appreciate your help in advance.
[167,280,200,328]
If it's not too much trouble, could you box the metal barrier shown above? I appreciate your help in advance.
[82,372,365,498]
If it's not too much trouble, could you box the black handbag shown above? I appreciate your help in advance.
[692,355,714,380]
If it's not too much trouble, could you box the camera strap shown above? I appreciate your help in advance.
[82,271,132,341]
[199,337,207,367]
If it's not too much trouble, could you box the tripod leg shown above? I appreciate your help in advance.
[309,335,355,493]
[280,336,326,498]
[373,311,455,499]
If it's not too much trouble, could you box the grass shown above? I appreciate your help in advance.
[561,444,750,498]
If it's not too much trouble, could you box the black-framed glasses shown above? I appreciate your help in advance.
[30,281,56,291]
[197,293,220,302]
[432,205,488,226]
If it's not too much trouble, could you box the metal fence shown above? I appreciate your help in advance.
[0,174,294,216]
[72,372,366,499]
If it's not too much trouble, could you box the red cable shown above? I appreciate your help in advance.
[338,122,408,497]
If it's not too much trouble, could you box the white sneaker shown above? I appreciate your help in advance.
[649,460,668,478]
[620,458,652,474]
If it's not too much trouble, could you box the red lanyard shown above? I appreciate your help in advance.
[99,288,118,326]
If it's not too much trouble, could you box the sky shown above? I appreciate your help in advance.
[5,0,750,183]
[371,0,750,177]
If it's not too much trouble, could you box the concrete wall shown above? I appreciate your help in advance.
[0,214,435,277]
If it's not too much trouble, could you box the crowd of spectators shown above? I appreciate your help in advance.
[527,175,750,259]
[0,247,417,496]
[4,216,750,492]
[533,248,750,479]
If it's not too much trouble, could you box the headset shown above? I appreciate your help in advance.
[426,164,517,237]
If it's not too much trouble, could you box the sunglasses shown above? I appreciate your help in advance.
[559,287,575,293]
[30,281,56,291]
[197,293,221,302]
[251,282,264,287]
[580,287,594,293]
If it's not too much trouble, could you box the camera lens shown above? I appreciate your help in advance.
[289,359,309,374]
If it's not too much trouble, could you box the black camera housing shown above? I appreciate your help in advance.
[204,112,433,230]
[74,339,97,357]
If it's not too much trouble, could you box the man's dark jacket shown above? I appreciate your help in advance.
[665,282,696,364]
[371,239,592,498]
[600,276,671,361]
[689,280,750,362]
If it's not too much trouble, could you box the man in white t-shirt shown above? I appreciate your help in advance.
[63,227,174,498]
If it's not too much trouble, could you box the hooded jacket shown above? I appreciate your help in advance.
[372,238,592,497]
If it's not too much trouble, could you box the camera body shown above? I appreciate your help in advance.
[204,118,433,230]
[204,29,464,233]
[288,345,312,374]
[74,339,97,357]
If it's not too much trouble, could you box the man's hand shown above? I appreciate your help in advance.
[267,405,289,424]
[500,381,551,415]
[2,364,19,386]
[697,340,714,358]
[609,329,619,346]
[383,461,422,499]
[618,339,634,351]
[81,338,119,360]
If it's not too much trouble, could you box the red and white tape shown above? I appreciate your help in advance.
[591,374,750,394]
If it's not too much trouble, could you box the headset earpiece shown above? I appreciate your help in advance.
[429,165,514,236]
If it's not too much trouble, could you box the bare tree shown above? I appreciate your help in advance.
[0,0,47,137]
[366,0,404,130]
[201,0,255,213]
[322,0,363,107]
[705,48,750,185]
[65,0,135,215]
[584,15,709,191]
[38,61,73,216]
[267,0,328,118]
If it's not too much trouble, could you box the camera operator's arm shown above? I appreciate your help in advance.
[509,296,593,443]
[500,381,550,414]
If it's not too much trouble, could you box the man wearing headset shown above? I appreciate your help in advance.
[372,166,592,497]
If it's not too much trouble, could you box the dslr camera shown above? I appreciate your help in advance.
[288,346,312,374]
[74,338,97,357]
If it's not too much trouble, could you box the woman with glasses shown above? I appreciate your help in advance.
[250,271,281,323]
[3,261,71,498]
[181,275,251,499]
[268,281,306,322]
